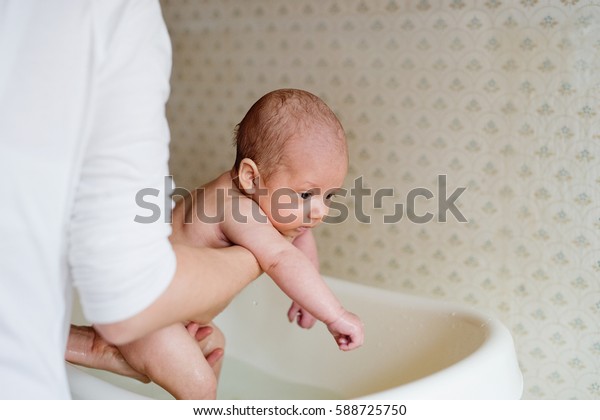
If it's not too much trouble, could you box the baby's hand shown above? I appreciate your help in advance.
[326,310,364,351]
[287,301,317,329]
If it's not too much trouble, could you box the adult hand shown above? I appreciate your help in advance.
[65,324,223,382]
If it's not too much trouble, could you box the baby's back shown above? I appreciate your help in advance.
[170,171,237,249]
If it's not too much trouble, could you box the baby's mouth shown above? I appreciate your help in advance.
[296,224,318,233]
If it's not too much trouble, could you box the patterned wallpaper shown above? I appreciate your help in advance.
[159,0,600,399]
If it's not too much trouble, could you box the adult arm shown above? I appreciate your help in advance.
[66,323,225,381]
[69,1,260,345]
[94,244,260,345]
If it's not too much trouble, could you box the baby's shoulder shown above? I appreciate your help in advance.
[197,172,262,224]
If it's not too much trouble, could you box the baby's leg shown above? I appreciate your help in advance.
[118,323,217,399]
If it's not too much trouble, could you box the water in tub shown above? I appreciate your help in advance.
[73,355,342,399]
[70,290,341,399]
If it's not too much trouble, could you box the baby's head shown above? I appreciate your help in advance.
[233,89,347,179]
[233,89,348,238]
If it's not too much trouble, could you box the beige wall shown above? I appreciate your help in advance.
[160,0,600,399]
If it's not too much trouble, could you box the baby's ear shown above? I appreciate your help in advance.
[237,158,260,194]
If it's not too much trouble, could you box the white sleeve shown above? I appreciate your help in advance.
[69,0,176,324]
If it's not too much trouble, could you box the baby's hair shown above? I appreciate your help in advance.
[233,88,346,179]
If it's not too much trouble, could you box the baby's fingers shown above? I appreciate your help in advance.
[287,302,301,323]
[326,310,365,350]
[297,310,317,329]
[336,335,349,350]
[336,335,361,351]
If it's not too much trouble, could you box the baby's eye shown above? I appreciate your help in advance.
[325,192,336,201]
[299,192,313,200]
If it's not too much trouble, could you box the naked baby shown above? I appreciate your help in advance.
[117,89,364,399]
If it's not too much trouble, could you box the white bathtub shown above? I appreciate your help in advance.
[68,274,523,399]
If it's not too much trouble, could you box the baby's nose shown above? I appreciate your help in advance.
[310,197,328,221]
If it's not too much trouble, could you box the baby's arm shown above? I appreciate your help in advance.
[292,228,320,268]
[222,202,364,350]
[287,231,320,329]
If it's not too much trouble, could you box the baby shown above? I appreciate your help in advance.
[118,89,364,399]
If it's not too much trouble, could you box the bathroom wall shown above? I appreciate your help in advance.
[159,0,600,399]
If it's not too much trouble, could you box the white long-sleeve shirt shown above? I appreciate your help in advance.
[0,0,176,398]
